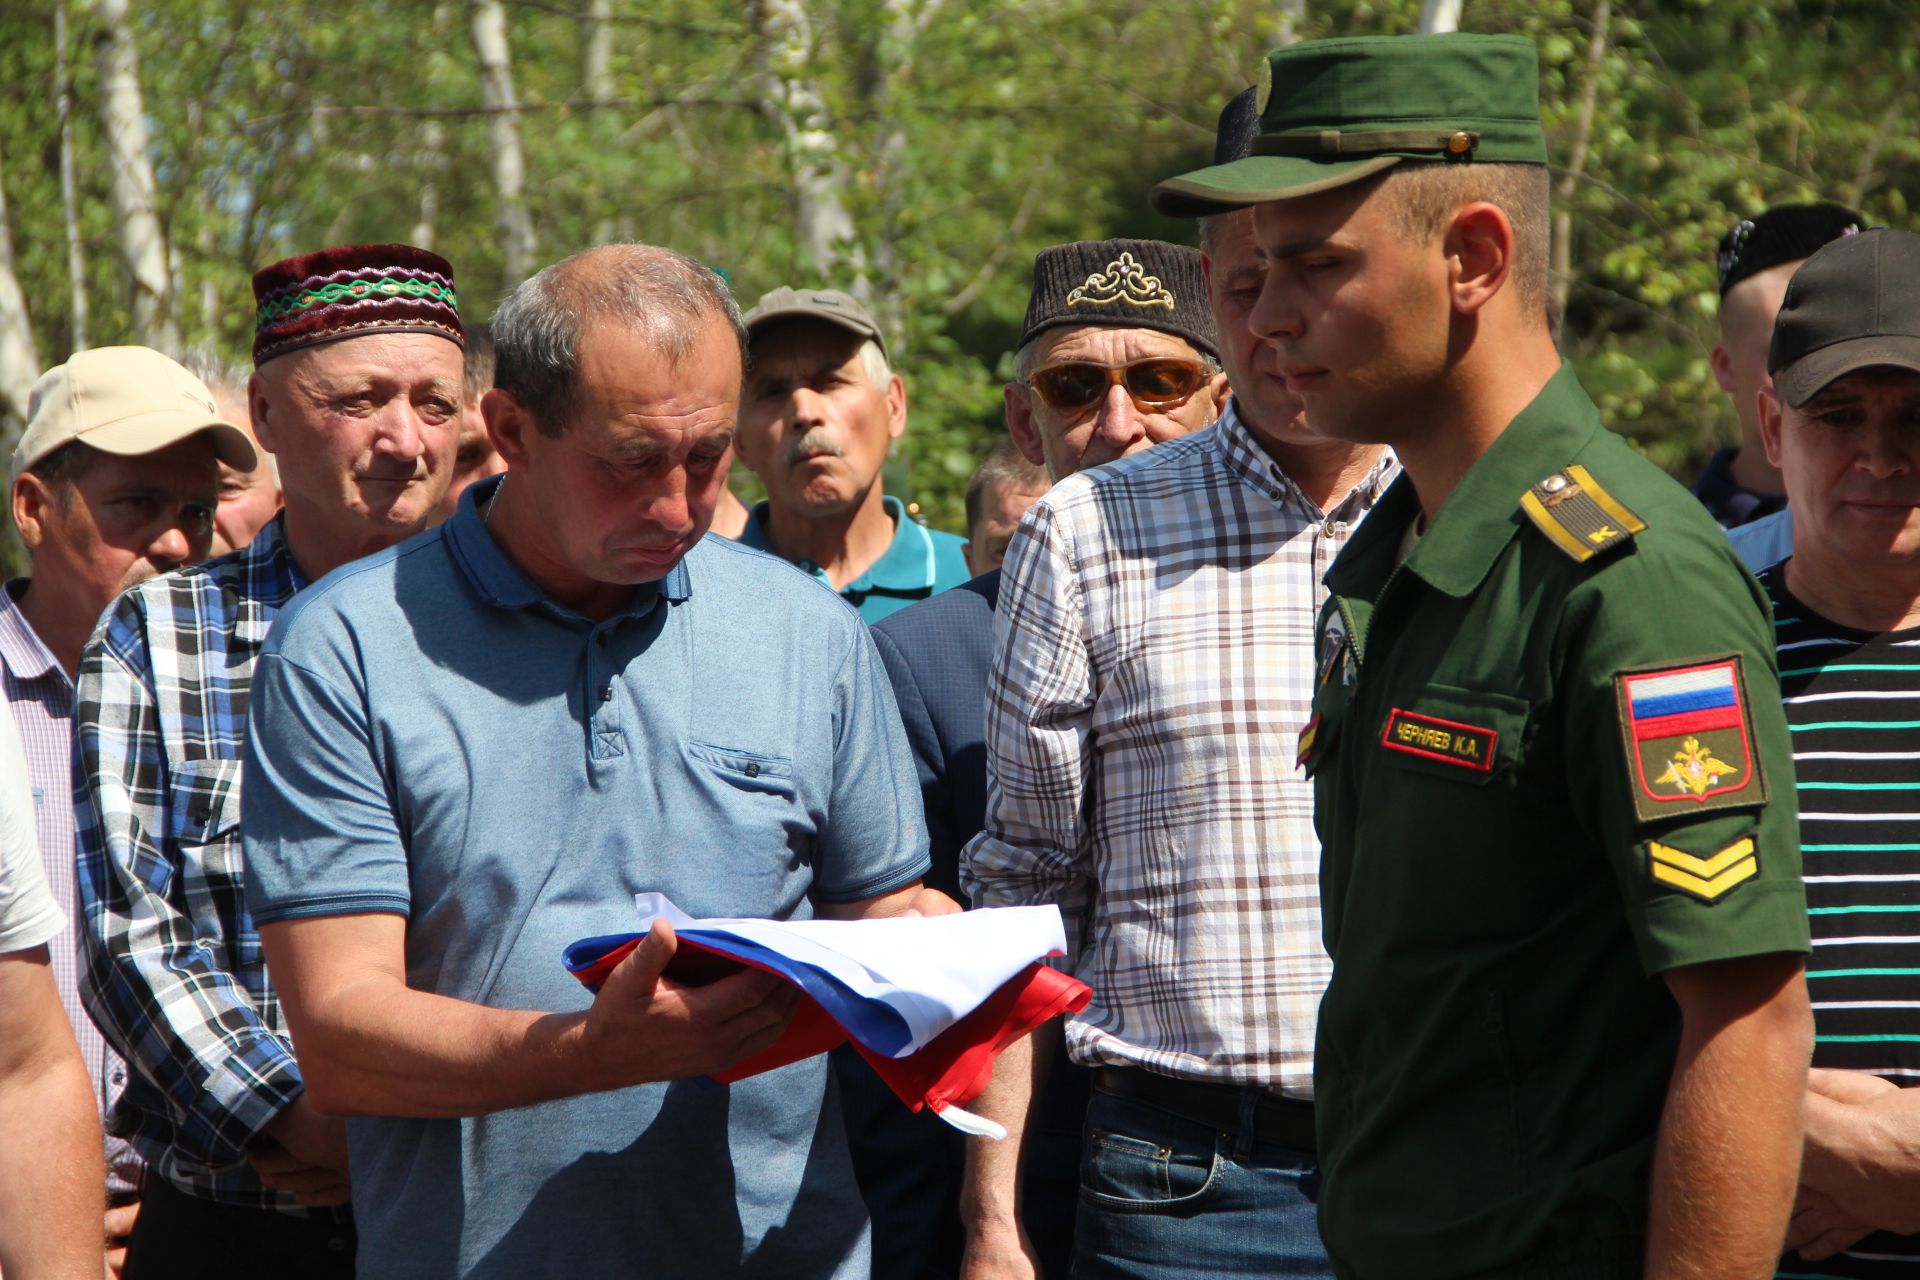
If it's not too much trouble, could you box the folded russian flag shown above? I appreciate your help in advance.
[564,894,1092,1136]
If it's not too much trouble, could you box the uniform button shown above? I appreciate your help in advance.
[1540,473,1568,493]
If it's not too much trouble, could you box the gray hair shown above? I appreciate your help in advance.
[493,244,747,438]
[462,321,496,402]
[175,346,249,404]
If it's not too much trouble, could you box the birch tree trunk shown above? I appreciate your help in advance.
[1419,0,1462,34]
[1550,0,1611,321]
[1275,0,1305,47]
[0,138,41,443]
[95,0,179,350]
[753,0,864,287]
[864,0,940,331]
[56,0,89,351]
[470,0,537,281]
[583,0,615,246]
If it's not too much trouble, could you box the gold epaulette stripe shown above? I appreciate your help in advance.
[1519,466,1647,563]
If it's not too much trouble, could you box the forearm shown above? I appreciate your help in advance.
[0,963,108,1280]
[962,1021,1055,1239]
[1647,960,1811,1279]
[1801,1086,1920,1233]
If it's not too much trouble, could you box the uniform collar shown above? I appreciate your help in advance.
[0,579,64,686]
[740,494,936,595]
[1211,400,1399,519]
[1331,363,1602,601]
[444,474,691,617]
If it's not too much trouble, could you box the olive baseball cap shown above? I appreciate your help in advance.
[1150,34,1549,218]
[742,287,889,364]
[1769,227,1920,408]
[10,346,259,486]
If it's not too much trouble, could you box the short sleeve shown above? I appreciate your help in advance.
[242,628,412,925]
[1559,540,1810,975]
[0,697,62,954]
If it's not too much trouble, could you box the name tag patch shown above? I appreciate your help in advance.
[1379,708,1496,772]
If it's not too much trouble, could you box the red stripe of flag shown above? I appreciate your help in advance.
[1633,705,1743,740]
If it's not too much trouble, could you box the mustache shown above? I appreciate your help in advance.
[784,429,845,468]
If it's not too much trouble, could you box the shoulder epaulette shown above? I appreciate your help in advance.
[1518,464,1646,563]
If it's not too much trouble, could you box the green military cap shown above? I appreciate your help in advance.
[1150,34,1549,218]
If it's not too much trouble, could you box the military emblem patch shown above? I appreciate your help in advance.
[1379,708,1496,773]
[1647,837,1758,903]
[1615,657,1766,823]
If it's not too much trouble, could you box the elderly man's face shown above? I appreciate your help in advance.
[13,436,219,615]
[433,397,507,523]
[1763,366,1920,565]
[738,322,903,518]
[208,393,280,557]
[508,317,741,585]
[965,473,1052,577]
[1204,210,1315,448]
[251,332,462,551]
[1006,325,1227,481]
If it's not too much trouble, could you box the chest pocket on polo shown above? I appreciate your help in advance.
[164,757,256,959]
[1376,684,1529,785]
[687,743,796,796]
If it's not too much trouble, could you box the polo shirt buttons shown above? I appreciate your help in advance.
[745,762,761,778]
[600,686,613,702]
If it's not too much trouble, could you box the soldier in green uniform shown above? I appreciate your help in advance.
[1151,34,1813,1280]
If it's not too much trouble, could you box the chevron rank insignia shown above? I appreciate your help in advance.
[1647,837,1758,903]
[1519,465,1646,563]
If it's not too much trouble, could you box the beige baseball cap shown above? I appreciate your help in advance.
[10,346,259,486]
[741,287,889,363]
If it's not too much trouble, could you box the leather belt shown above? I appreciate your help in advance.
[1094,1067,1315,1153]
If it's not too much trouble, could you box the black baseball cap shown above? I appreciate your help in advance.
[1769,227,1920,408]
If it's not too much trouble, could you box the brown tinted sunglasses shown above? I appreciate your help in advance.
[1025,358,1213,415]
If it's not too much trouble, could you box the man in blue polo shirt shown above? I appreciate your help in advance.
[735,286,969,623]
[242,244,953,1279]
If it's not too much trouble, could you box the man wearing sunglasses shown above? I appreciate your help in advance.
[959,222,1399,1276]
[1147,33,1812,1280]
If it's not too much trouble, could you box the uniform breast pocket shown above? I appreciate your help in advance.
[165,757,257,961]
[1375,684,1529,786]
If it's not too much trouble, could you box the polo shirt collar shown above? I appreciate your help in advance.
[740,494,937,596]
[1332,362,1601,601]
[0,579,63,686]
[444,475,691,618]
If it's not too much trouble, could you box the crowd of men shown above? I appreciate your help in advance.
[4,26,1920,1280]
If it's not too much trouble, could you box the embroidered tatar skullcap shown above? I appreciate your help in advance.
[1018,239,1217,359]
[251,243,463,367]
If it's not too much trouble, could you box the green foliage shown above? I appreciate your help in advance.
[0,0,1916,537]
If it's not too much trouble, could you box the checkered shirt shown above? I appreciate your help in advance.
[961,404,1397,1098]
[73,517,314,1209]
[0,581,142,1193]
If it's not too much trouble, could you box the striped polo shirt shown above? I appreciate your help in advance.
[1763,564,1920,1280]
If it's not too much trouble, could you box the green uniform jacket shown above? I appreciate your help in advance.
[1302,365,1810,1280]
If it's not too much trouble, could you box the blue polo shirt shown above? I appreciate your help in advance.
[241,476,930,1279]
[737,495,971,623]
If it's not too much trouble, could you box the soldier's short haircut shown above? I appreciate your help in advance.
[1377,163,1551,320]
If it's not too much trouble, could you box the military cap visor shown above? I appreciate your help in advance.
[1150,34,1549,219]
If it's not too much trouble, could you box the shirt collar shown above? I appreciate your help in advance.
[0,579,63,685]
[740,494,936,594]
[1331,363,1602,601]
[442,474,691,618]
[1212,399,1400,519]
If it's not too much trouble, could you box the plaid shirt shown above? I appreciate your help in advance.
[961,405,1396,1098]
[73,517,312,1209]
[0,581,142,1193]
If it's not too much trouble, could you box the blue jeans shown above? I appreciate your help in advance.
[1070,1090,1332,1280]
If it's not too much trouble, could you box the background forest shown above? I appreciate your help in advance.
[0,0,1915,571]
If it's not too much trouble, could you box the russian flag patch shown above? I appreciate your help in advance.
[1615,656,1766,823]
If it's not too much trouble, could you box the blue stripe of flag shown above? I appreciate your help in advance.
[1631,687,1738,719]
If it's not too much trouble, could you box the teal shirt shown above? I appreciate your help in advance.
[1304,366,1808,1280]
[737,494,971,623]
